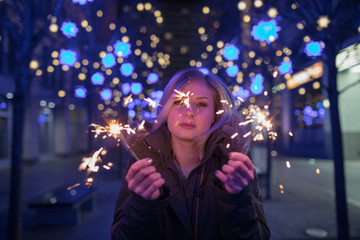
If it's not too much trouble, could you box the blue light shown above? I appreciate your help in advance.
[223,45,240,61]
[294,109,301,116]
[60,22,78,38]
[226,65,239,77]
[121,83,131,95]
[0,102,7,110]
[100,89,112,101]
[318,108,326,118]
[278,60,293,75]
[59,49,77,66]
[251,20,281,44]
[304,41,323,57]
[131,82,143,95]
[127,101,135,109]
[72,0,93,5]
[120,63,134,77]
[147,73,159,84]
[38,114,48,124]
[101,53,116,68]
[91,72,105,85]
[250,74,264,95]
[74,86,87,98]
[198,68,209,75]
[233,87,250,100]
[303,106,313,115]
[150,90,163,100]
[114,41,132,58]
[128,110,136,118]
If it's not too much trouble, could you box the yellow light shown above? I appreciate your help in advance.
[120,26,127,33]
[97,10,103,17]
[317,16,330,29]
[74,62,80,68]
[180,46,188,54]
[198,27,205,34]
[242,62,248,69]
[298,87,306,95]
[276,50,282,56]
[206,45,213,52]
[136,40,142,46]
[106,69,112,75]
[243,15,251,23]
[260,42,266,47]
[202,6,210,14]
[156,17,163,24]
[313,81,320,89]
[215,55,222,62]
[107,45,113,52]
[93,62,100,69]
[291,3,297,9]
[248,51,255,58]
[135,49,141,55]
[98,104,104,111]
[122,36,129,42]
[212,68,218,74]
[196,61,202,67]
[150,42,157,48]
[58,90,66,98]
[62,65,69,71]
[78,73,86,81]
[144,3,152,10]
[52,59,59,66]
[47,66,54,72]
[51,51,59,58]
[201,53,208,59]
[303,36,310,42]
[137,3,144,11]
[297,22,304,30]
[109,23,116,30]
[29,60,39,70]
[189,60,196,66]
[238,1,246,10]
[35,69,42,76]
[267,8,278,18]
[82,59,89,66]
[154,10,161,17]
[255,59,261,65]
[216,41,224,48]
[112,77,120,85]
[323,99,330,108]
[86,26,92,32]
[254,0,263,8]
[81,20,88,28]
[49,24,58,33]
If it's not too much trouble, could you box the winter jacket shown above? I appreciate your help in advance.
[111,115,271,240]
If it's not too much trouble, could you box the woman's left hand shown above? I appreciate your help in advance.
[215,152,256,194]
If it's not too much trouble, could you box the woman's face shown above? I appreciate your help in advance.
[167,79,216,143]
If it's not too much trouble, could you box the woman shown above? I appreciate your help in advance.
[111,68,270,240]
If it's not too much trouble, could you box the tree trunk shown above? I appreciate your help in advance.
[326,44,350,240]
[7,90,26,240]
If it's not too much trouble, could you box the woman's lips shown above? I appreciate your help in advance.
[179,123,196,128]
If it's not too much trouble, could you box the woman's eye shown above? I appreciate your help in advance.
[174,100,182,105]
[197,102,208,107]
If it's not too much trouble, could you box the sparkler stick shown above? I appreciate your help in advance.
[118,131,140,161]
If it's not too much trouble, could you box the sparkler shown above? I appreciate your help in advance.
[174,89,191,109]
[90,120,140,161]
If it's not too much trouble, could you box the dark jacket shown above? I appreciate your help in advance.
[111,117,271,240]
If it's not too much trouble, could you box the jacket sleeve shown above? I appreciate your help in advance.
[212,173,271,240]
[111,158,170,240]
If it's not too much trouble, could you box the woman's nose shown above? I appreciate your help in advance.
[183,104,194,117]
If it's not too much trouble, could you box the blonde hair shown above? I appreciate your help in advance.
[154,68,238,139]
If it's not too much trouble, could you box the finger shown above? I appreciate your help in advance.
[222,164,248,187]
[227,160,255,181]
[126,158,153,182]
[215,170,243,193]
[128,166,156,190]
[142,178,166,200]
[133,172,161,195]
[229,152,256,172]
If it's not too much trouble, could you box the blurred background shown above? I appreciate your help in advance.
[0,0,360,239]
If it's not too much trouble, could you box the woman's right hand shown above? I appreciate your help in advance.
[125,158,165,200]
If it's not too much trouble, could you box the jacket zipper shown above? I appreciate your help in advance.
[194,164,205,240]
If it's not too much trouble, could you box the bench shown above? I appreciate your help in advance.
[28,184,96,225]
